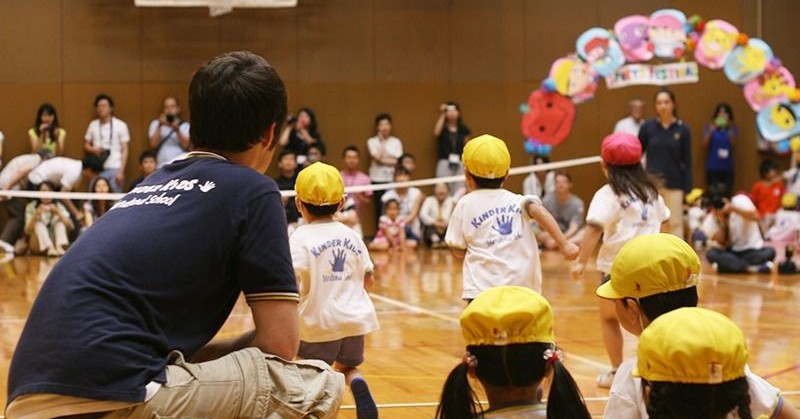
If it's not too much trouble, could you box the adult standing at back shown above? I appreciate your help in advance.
[703,102,737,196]
[7,51,343,418]
[638,88,693,239]
[148,96,191,168]
[613,98,645,136]
[279,107,324,167]
[434,102,470,192]
[84,93,130,192]
[367,113,403,221]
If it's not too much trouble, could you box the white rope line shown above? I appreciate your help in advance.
[0,155,601,201]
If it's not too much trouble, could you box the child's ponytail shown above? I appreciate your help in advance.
[547,358,592,419]
[435,362,482,419]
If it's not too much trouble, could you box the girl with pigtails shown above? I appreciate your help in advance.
[435,286,591,419]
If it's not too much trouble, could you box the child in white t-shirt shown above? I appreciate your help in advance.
[291,162,379,419]
[571,132,670,389]
[445,134,579,301]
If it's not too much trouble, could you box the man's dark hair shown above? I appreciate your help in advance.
[94,93,114,108]
[471,174,505,189]
[139,150,157,164]
[375,113,392,126]
[342,145,360,157]
[759,158,777,179]
[189,51,288,153]
[278,149,296,161]
[555,170,572,182]
[302,202,339,217]
[308,142,326,156]
[82,155,104,174]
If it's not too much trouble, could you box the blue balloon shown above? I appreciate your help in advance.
[524,140,538,155]
[777,140,790,154]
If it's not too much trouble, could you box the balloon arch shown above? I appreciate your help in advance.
[520,8,800,156]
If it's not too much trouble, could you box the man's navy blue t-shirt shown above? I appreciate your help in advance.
[8,155,298,403]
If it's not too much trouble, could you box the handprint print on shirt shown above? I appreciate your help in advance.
[492,215,514,236]
[330,248,347,272]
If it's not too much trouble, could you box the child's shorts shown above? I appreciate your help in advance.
[299,335,365,368]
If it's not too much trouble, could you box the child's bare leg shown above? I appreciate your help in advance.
[598,297,622,387]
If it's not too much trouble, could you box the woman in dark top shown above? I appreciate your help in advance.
[278,107,324,166]
[638,88,692,239]
[433,102,471,193]
[703,102,737,196]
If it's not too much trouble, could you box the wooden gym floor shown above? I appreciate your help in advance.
[1,249,799,418]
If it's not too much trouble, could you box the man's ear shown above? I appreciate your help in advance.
[263,122,278,150]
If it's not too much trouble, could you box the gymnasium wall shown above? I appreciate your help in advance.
[0,0,796,218]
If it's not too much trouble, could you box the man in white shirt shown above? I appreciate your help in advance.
[0,150,51,253]
[701,192,776,273]
[613,98,645,136]
[84,94,130,192]
[148,96,190,168]
[28,156,104,222]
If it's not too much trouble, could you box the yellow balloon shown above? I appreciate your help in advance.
[791,136,800,152]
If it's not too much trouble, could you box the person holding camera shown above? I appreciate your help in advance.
[148,96,190,168]
[701,188,776,273]
[83,93,130,193]
[433,102,471,194]
[28,103,66,156]
[278,107,324,166]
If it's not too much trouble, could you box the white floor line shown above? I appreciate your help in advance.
[705,275,799,293]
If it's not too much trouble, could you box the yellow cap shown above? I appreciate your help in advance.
[685,188,704,205]
[783,193,797,209]
[460,286,555,346]
[462,134,511,179]
[295,162,345,206]
[597,234,700,300]
[635,307,748,384]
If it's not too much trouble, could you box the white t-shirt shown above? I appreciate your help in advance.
[605,357,782,419]
[445,189,542,299]
[614,116,644,136]
[701,194,764,252]
[784,166,800,196]
[483,404,546,418]
[84,117,131,169]
[419,195,455,227]
[290,220,379,343]
[0,154,42,190]
[148,120,191,168]
[522,171,555,198]
[586,184,671,273]
[27,157,82,190]
[367,135,403,182]
[765,209,800,242]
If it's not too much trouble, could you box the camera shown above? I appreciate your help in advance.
[166,114,176,124]
[703,194,726,210]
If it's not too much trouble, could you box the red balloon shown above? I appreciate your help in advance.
[520,89,576,146]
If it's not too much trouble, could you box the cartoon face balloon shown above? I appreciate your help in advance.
[757,102,800,141]
[724,38,774,84]
[521,89,576,146]
[614,15,653,62]
[694,20,738,69]
[576,28,626,77]
[744,66,796,111]
[648,9,687,59]
[548,55,598,103]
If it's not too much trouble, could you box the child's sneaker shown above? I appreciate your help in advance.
[351,377,378,419]
[596,368,617,388]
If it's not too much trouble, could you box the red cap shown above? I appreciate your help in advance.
[601,133,642,165]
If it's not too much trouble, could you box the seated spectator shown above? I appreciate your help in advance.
[784,146,800,199]
[522,154,555,198]
[128,150,157,191]
[279,107,324,166]
[28,156,103,223]
[381,166,423,241]
[538,171,584,250]
[82,177,113,230]
[636,308,754,419]
[766,193,800,245]
[701,190,776,273]
[398,152,416,175]
[24,181,73,256]
[369,199,417,251]
[751,158,784,228]
[274,149,300,232]
[148,96,190,168]
[305,142,325,167]
[436,286,591,419]
[419,183,454,247]
[0,150,52,254]
[29,103,66,156]
[340,145,372,217]
[685,187,708,249]
[597,233,794,418]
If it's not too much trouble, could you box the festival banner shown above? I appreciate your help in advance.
[604,62,700,89]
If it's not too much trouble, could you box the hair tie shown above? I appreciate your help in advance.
[462,351,478,368]
[543,348,564,365]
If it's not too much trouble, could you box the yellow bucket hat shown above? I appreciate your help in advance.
[597,234,700,300]
[635,307,748,384]
[462,134,511,179]
[782,193,797,209]
[460,286,555,346]
[685,188,704,205]
[295,162,345,206]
